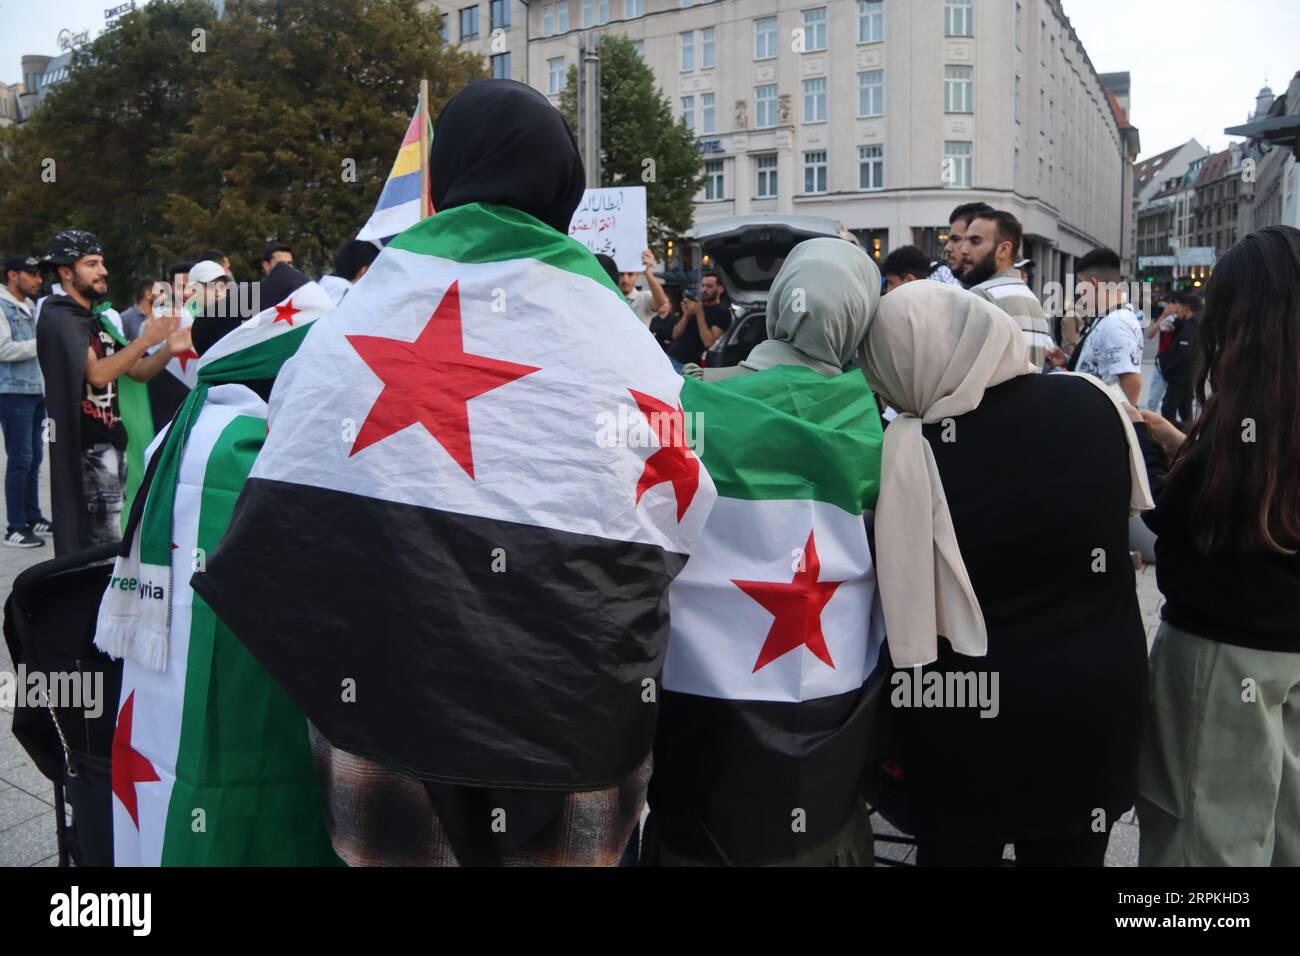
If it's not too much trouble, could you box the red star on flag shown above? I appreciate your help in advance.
[732,529,843,672]
[273,299,301,325]
[629,389,700,522]
[347,281,540,478]
[111,691,160,829]
[176,349,199,372]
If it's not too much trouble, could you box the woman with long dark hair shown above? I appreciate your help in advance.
[1133,225,1300,866]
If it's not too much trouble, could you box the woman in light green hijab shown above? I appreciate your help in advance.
[684,237,882,381]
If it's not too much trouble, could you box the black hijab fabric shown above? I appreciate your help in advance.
[428,79,586,234]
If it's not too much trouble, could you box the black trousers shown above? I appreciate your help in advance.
[917,826,1112,867]
[1161,381,1194,430]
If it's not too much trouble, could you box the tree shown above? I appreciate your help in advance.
[0,0,483,303]
[159,0,484,279]
[559,34,702,247]
[0,0,219,303]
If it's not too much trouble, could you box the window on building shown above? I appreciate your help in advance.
[704,159,725,200]
[542,3,553,36]
[632,39,645,59]
[944,141,972,188]
[491,51,512,79]
[1015,0,1022,48]
[682,95,695,132]
[804,150,828,194]
[945,0,973,37]
[859,144,884,190]
[435,10,449,40]
[1040,20,1046,63]
[803,77,827,123]
[625,0,644,17]
[490,0,509,30]
[755,84,777,128]
[701,92,715,133]
[858,70,883,117]
[1014,74,1020,121]
[548,56,566,94]
[755,17,777,59]
[756,154,778,198]
[803,8,827,52]
[702,28,715,68]
[557,1,568,31]
[1013,147,1020,188]
[681,31,694,71]
[858,0,883,43]
[582,0,594,27]
[598,0,609,24]
[944,65,973,113]
[459,5,479,39]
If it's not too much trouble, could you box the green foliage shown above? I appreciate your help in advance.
[559,33,702,247]
[0,0,483,304]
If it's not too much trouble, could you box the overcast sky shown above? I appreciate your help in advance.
[2,0,1296,161]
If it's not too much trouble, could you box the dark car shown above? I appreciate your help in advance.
[693,215,865,367]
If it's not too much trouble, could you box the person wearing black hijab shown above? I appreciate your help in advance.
[427,79,586,233]
[276,80,661,867]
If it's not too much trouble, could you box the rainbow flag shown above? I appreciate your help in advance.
[357,85,434,243]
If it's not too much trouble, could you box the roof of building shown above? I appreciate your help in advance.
[1105,89,1133,130]
[1194,149,1235,186]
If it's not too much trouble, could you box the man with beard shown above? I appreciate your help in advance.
[930,202,993,287]
[669,271,731,371]
[36,230,189,554]
[962,210,1053,368]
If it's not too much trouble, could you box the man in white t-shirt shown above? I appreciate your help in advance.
[618,249,670,328]
[1064,248,1143,403]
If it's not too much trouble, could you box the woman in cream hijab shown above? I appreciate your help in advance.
[861,281,1152,867]
[684,237,881,381]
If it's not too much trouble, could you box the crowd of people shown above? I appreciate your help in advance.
[2,78,1297,868]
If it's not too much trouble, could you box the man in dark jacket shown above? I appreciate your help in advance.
[1158,292,1200,430]
[35,230,185,555]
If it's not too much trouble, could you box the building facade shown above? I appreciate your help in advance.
[420,0,531,82]
[514,0,1131,289]
[1230,72,1300,234]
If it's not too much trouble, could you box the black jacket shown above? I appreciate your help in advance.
[1156,314,1199,385]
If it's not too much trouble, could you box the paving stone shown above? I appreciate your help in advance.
[0,757,56,805]
[0,811,59,866]
[0,782,48,832]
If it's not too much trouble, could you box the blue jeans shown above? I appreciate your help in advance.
[0,394,44,530]
[1146,362,1167,412]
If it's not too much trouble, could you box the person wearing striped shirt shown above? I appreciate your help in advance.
[961,210,1055,367]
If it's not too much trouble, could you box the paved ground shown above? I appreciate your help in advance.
[0,361,1165,866]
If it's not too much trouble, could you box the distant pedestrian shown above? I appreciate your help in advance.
[320,239,380,306]
[618,249,671,328]
[930,202,993,287]
[195,248,233,281]
[261,240,293,274]
[0,254,51,547]
[118,277,161,342]
[880,245,936,293]
[962,210,1054,367]
[668,272,730,371]
[1155,292,1199,429]
[1132,225,1300,866]
[1065,248,1144,404]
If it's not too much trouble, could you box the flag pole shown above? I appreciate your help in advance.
[419,78,432,219]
